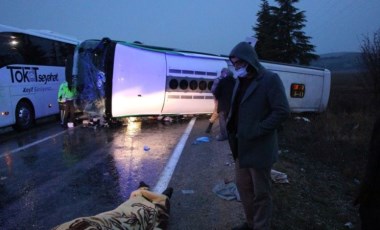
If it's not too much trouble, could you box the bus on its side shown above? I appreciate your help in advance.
[0,24,79,130]
[73,38,331,120]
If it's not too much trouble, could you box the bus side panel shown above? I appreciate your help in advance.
[162,54,227,114]
[1,65,63,128]
[111,44,166,116]
[263,63,326,113]
[8,66,63,118]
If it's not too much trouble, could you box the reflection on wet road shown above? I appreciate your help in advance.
[0,118,190,229]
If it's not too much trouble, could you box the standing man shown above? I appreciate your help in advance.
[227,42,290,230]
[214,68,235,141]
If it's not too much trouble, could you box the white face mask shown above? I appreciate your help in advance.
[235,66,248,78]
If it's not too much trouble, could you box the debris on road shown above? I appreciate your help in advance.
[192,136,210,145]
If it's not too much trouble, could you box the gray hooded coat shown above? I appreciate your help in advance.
[227,42,290,169]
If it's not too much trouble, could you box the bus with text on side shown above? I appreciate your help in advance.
[0,24,80,130]
[72,38,330,120]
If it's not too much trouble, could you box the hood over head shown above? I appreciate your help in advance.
[229,42,264,74]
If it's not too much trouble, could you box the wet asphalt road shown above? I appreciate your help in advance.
[0,117,191,229]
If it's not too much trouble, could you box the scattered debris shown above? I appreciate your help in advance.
[81,116,122,129]
[163,116,174,122]
[67,122,74,128]
[294,116,311,122]
[278,149,289,154]
[212,182,240,201]
[224,162,232,166]
[344,222,354,229]
[192,136,210,145]
[157,116,174,122]
[271,169,289,183]
[181,190,195,194]
[82,120,90,127]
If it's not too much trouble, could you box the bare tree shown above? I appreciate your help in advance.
[361,29,380,106]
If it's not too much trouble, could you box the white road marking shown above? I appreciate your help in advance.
[153,117,196,193]
[0,130,67,158]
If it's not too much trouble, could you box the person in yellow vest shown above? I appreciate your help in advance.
[57,83,67,126]
[58,56,77,128]
[57,80,77,127]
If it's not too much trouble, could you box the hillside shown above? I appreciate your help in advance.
[310,52,366,73]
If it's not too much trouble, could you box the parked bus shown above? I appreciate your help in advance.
[72,38,330,121]
[0,24,79,130]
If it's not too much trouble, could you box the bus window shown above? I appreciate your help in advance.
[0,32,24,68]
[207,81,213,91]
[179,79,188,90]
[189,80,198,90]
[57,43,75,65]
[17,33,49,65]
[1,32,75,68]
[169,79,178,90]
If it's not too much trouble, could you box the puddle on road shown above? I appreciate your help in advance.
[110,119,187,199]
[0,117,191,229]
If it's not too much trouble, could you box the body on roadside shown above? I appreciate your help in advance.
[227,42,290,230]
[53,182,173,230]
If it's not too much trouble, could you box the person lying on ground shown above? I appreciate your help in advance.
[52,181,173,230]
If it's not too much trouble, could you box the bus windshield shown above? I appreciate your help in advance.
[73,38,113,119]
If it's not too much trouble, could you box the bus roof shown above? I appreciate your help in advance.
[78,38,328,71]
[0,24,80,45]
[118,40,228,60]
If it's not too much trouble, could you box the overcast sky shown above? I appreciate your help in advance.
[0,0,379,55]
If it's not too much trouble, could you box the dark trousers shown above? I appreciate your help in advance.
[218,111,228,139]
[235,160,272,230]
[64,100,75,123]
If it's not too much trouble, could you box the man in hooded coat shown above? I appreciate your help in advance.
[227,42,290,230]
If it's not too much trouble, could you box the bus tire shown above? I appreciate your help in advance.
[13,100,35,131]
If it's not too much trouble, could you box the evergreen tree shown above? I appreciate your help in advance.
[254,0,318,65]
[254,0,278,60]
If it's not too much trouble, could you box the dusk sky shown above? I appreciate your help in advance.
[0,0,379,55]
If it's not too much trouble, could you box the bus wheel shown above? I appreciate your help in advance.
[14,101,35,131]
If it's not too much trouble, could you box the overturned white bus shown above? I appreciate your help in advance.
[72,38,331,119]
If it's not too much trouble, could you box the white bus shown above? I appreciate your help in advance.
[0,24,79,130]
[73,38,331,120]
